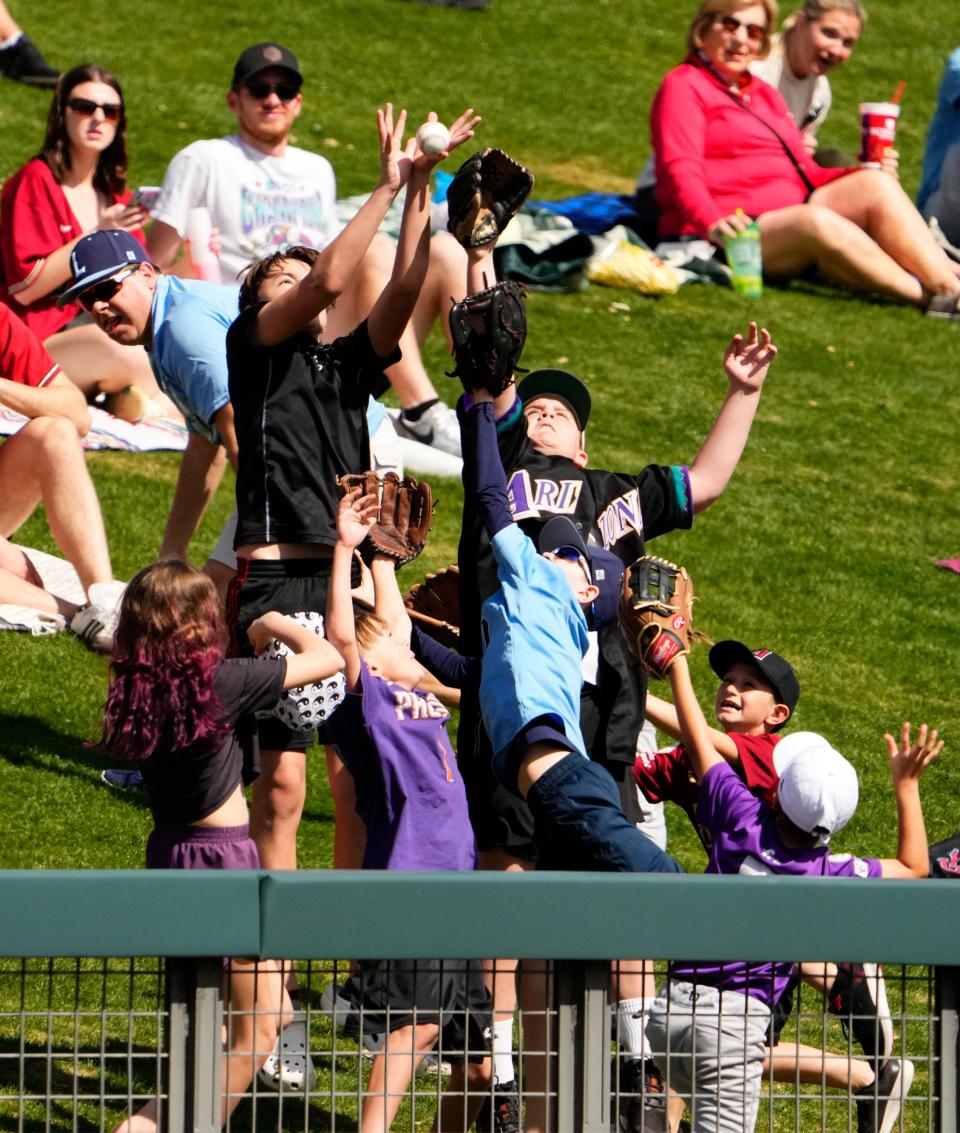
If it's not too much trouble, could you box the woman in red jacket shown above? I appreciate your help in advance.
[651,0,960,317]
[0,64,165,415]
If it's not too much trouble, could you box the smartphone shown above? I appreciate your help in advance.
[130,186,161,211]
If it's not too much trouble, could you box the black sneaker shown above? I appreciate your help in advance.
[855,1057,914,1133]
[828,963,893,1061]
[475,1084,520,1133]
[0,34,59,87]
[615,1058,667,1133]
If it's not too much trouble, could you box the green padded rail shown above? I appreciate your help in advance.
[3,870,958,963]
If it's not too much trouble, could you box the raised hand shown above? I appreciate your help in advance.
[337,488,379,550]
[885,721,943,784]
[377,102,412,194]
[410,107,481,173]
[723,322,778,393]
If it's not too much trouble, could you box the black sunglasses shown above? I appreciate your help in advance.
[66,97,123,122]
[243,80,300,102]
[76,267,137,311]
[716,14,767,42]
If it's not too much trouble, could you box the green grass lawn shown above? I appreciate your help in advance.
[1,0,959,1127]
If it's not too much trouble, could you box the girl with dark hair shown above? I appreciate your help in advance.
[103,559,344,1132]
[0,64,165,417]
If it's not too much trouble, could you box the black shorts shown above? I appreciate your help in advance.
[226,556,334,751]
[458,692,538,862]
[344,958,492,1064]
[768,974,797,1046]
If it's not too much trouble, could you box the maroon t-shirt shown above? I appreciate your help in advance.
[633,731,781,851]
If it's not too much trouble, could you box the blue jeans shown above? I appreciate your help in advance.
[526,753,683,873]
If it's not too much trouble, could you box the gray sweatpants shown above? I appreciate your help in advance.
[646,981,771,1133]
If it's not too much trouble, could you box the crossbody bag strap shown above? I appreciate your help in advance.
[716,83,817,196]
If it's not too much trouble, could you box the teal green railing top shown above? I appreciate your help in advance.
[2,870,957,963]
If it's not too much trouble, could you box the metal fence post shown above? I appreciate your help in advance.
[165,958,223,1133]
[555,959,611,1133]
[937,966,960,1133]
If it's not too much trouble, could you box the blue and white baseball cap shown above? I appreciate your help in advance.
[58,231,150,306]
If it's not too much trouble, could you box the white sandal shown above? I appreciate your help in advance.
[257,1014,317,1092]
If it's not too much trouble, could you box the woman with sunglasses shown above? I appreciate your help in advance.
[650,0,960,317]
[0,64,166,417]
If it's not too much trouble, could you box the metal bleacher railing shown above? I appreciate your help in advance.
[0,869,958,1132]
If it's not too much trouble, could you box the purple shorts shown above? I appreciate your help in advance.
[146,822,260,871]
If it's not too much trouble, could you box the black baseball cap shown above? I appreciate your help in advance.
[58,231,150,306]
[232,42,302,89]
[518,369,591,431]
[538,516,624,628]
[708,640,800,717]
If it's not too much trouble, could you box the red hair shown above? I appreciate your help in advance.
[100,560,227,761]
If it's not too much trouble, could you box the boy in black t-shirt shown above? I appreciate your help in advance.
[223,104,478,1090]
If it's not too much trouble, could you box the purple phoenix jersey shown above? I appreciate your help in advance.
[671,763,880,1006]
[325,660,477,872]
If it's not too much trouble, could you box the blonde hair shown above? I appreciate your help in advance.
[354,608,389,653]
[687,0,780,59]
[781,0,866,34]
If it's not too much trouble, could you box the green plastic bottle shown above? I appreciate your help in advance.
[724,209,763,298]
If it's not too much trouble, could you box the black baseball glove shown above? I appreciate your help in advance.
[446,148,535,248]
[447,280,527,395]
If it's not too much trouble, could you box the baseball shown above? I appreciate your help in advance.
[416,121,450,156]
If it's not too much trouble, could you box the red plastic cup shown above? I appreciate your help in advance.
[858,102,900,167]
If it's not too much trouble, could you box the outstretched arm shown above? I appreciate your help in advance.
[370,555,413,646]
[246,611,344,690]
[666,656,725,783]
[460,243,521,420]
[878,722,943,878]
[326,489,379,690]
[368,107,479,358]
[158,432,227,560]
[251,106,415,348]
[687,323,778,513]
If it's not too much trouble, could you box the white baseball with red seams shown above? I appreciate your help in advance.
[416,122,450,155]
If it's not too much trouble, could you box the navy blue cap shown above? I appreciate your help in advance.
[59,231,150,306]
[538,517,623,628]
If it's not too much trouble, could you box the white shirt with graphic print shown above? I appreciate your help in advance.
[152,135,339,282]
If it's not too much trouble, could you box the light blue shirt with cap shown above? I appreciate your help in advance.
[481,523,590,787]
[147,275,238,443]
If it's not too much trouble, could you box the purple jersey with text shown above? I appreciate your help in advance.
[671,762,881,1006]
[325,660,476,872]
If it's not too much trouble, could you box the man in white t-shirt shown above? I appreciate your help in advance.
[148,42,466,455]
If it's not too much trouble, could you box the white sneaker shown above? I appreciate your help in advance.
[70,581,126,653]
[394,401,462,457]
[257,1015,317,1093]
